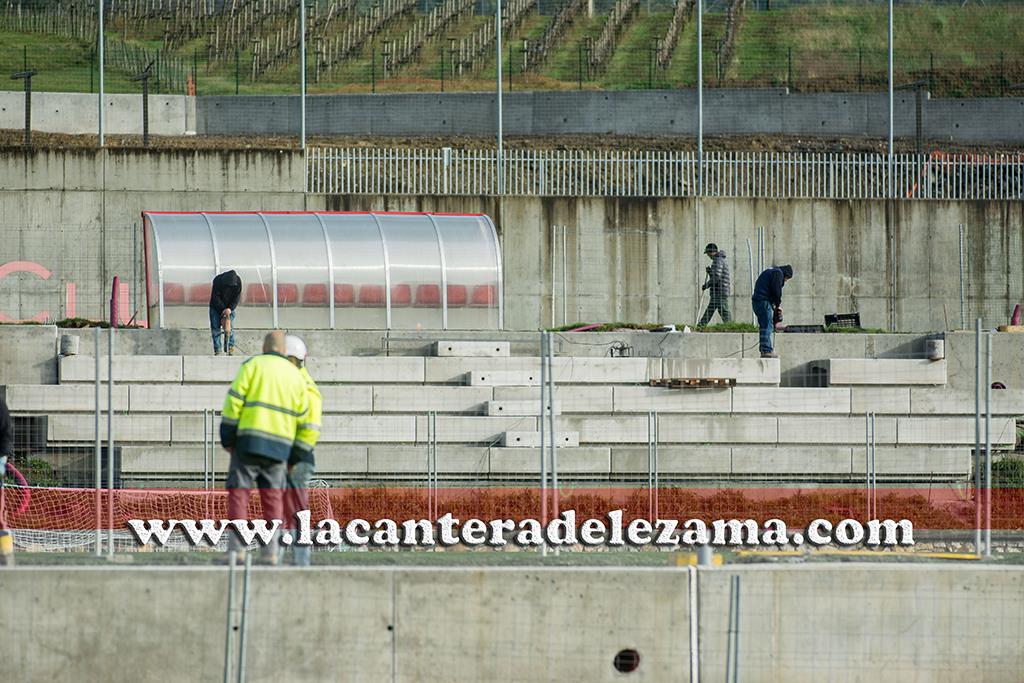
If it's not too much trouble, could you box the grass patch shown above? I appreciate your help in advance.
[692,322,758,333]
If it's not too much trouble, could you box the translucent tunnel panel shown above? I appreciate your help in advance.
[319,213,388,330]
[144,211,502,331]
[437,214,502,331]
[264,214,330,330]
[147,214,217,329]
[206,214,275,329]
[378,214,444,330]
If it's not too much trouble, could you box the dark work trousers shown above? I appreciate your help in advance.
[226,451,286,558]
[699,289,732,326]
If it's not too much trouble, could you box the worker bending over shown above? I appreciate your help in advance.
[751,265,793,358]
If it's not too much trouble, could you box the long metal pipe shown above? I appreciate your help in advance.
[94,327,101,556]
[222,551,237,683]
[984,330,992,558]
[539,331,547,557]
[958,224,966,329]
[974,318,982,556]
[237,551,252,683]
[561,226,567,325]
[107,325,114,557]
[870,412,877,518]
[547,332,558,555]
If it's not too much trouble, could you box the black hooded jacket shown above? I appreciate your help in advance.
[0,395,14,459]
[752,265,793,307]
[210,270,242,312]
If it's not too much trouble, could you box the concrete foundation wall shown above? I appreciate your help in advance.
[198,90,1024,142]
[1,149,1021,333]
[2,565,1022,683]
[0,91,195,135]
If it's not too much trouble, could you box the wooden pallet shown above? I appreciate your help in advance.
[649,377,735,388]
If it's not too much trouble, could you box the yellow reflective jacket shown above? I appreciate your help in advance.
[220,352,309,463]
[291,366,322,465]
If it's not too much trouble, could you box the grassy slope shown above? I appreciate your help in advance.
[1,5,1022,94]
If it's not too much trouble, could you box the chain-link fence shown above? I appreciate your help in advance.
[2,326,1021,559]
[0,224,142,325]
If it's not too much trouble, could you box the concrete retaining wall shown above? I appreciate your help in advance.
[1,149,1021,332]
[0,91,195,136]
[2,565,1022,682]
[2,327,1022,392]
[197,90,1024,142]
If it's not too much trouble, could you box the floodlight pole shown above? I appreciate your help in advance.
[496,0,504,195]
[697,0,703,196]
[887,0,893,197]
[300,0,306,151]
[99,0,105,146]
[10,69,37,146]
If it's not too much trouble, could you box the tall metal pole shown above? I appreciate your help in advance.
[107,325,114,557]
[696,0,703,196]
[547,332,557,542]
[300,0,306,151]
[496,0,504,195]
[538,331,547,558]
[237,551,252,683]
[974,318,982,556]
[984,330,992,558]
[223,551,237,683]
[887,0,893,197]
[94,327,101,557]
[98,0,105,146]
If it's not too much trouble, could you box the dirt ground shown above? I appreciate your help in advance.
[1,128,1020,154]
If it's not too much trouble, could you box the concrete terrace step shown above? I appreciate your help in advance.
[501,431,580,447]
[10,383,1024,416]
[816,358,947,385]
[117,444,970,480]
[59,355,659,385]
[432,341,510,357]
[42,412,1019,448]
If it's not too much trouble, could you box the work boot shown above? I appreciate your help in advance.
[760,351,779,359]
[215,349,222,356]
[227,346,236,356]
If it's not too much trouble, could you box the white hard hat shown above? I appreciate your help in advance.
[284,334,307,362]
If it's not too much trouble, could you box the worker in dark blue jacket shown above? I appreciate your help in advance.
[751,265,793,358]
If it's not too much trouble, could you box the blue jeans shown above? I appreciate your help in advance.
[209,307,235,353]
[752,299,774,354]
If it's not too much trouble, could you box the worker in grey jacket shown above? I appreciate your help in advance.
[698,243,732,326]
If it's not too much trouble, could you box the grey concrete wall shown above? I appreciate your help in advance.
[2,565,1022,682]
[198,89,1024,142]
[0,91,195,136]
[1,148,1021,333]
[0,148,307,323]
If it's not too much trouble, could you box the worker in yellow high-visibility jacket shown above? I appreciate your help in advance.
[281,334,322,567]
[221,330,309,563]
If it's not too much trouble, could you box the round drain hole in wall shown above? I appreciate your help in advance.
[613,649,640,673]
